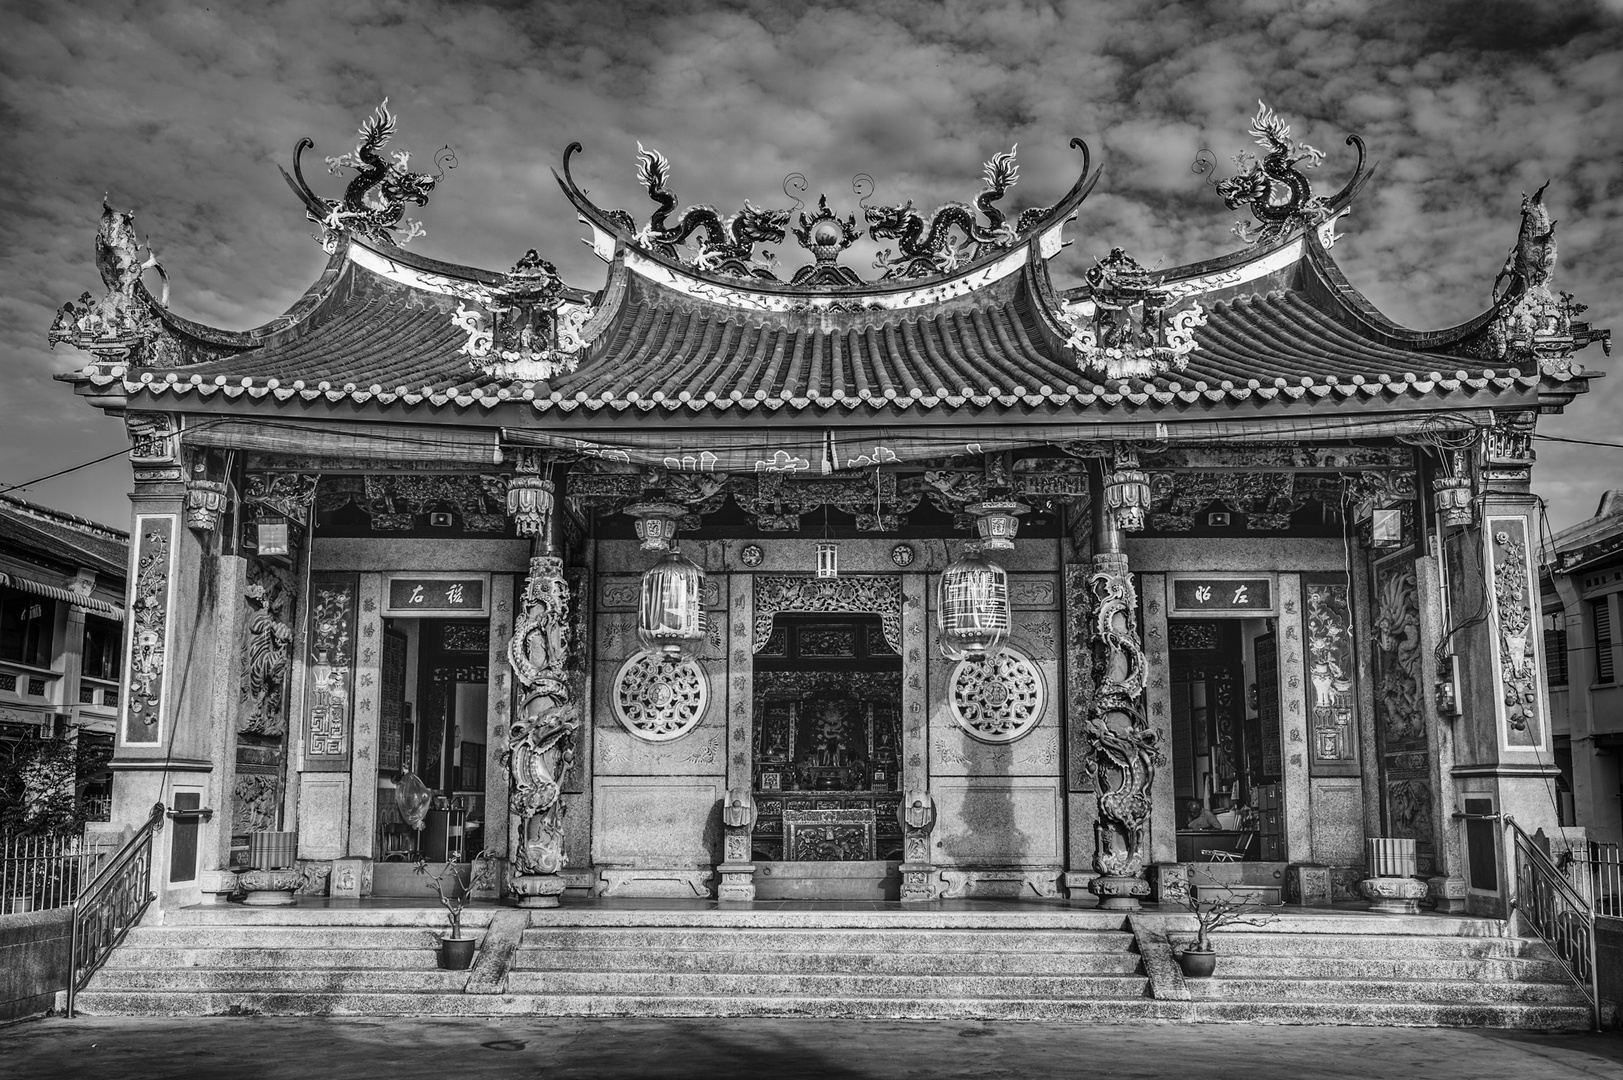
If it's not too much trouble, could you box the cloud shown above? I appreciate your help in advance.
[3,0,1620,530]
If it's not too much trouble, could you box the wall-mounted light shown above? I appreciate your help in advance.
[256,517,290,557]
[1370,506,1404,548]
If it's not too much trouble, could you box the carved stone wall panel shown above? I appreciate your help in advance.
[900,573,929,800]
[593,658,726,776]
[599,576,640,611]
[597,611,639,663]
[231,772,280,835]
[1302,575,1360,775]
[726,573,753,791]
[301,574,357,771]
[1063,564,1095,793]
[123,514,176,746]
[1483,515,1546,750]
[1009,575,1059,609]
[240,560,297,737]
[1370,553,1435,874]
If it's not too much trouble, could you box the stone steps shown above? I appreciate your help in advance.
[69,904,1601,1029]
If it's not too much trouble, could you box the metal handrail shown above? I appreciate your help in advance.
[65,801,165,1018]
[1505,817,1601,1031]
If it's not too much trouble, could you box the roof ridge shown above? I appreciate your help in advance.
[0,493,129,541]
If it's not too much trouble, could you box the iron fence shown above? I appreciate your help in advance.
[0,833,108,914]
[1569,841,1622,920]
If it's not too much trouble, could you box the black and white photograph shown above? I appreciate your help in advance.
[2,1,1621,1076]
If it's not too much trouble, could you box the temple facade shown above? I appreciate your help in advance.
[49,102,1610,917]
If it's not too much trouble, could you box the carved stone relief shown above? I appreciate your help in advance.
[1487,517,1542,746]
[1371,555,1435,873]
[949,647,1045,744]
[611,650,709,742]
[241,561,295,737]
[1303,577,1359,773]
[753,575,904,654]
[124,517,174,744]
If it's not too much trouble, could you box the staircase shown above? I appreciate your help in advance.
[1156,913,1601,1028]
[69,904,1601,1028]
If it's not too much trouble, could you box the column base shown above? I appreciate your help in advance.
[717,862,757,903]
[899,863,937,903]
[1090,874,1151,911]
[196,869,238,905]
[238,869,303,906]
[1062,870,1099,901]
[330,857,374,900]
[1427,875,1468,914]
[1286,863,1333,907]
[510,873,566,908]
[1358,876,1429,914]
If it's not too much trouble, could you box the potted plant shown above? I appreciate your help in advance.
[414,850,495,970]
[1165,882,1280,978]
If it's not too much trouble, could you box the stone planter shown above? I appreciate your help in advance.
[1175,948,1217,979]
[238,869,304,906]
[438,934,479,970]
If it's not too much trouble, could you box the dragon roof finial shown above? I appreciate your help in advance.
[1211,100,1364,246]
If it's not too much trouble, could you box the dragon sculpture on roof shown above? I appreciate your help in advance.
[630,144,790,279]
[281,99,452,250]
[865,145,1053,278]
[1212,101,1364,246]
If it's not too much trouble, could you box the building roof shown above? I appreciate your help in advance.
[0,495,128,580]
[1546,490,1623,575]
[51,108,1607,455]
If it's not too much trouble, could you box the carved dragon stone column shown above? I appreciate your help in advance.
[504,554,580,907]
[1085,451,1161,911]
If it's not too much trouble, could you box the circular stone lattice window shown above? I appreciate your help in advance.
[612,649,709,742]
[949,646,1045,743]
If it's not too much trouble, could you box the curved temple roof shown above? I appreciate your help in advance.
[51,105,1607,463]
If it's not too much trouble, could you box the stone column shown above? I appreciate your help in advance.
[717,572,756,902]
[1084,451,1159,911]
[505,552,579,907]
[479,573,515,895]
[346,573,383,861]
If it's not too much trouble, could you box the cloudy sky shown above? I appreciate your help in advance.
[4,0,1620,535]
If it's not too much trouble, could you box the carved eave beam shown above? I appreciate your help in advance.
[730,472,924,532]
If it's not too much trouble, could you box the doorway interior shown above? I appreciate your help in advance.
[750,613,904,899]
[1169,617,1285,864]
[373,617,489,872]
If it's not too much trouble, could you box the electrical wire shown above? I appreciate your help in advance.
[1534,434,1623,450]
[0,447,134,498]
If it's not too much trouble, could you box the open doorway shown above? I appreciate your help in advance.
[750,613,904,898]
[1170,618,1285,864]
[374,617,489,873]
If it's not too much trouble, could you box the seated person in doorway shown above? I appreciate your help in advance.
[1184,798,1222,830]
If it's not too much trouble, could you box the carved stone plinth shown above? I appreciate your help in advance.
[329,857,373,900]
[900,862,936,903]
[471,856,505,901]
[197,869,238,905]
[238,869,305,906]
[1090,874,1152,911]
[1286,863,1333,907]
[1149,862,1190,904]
[1428,875,1468,915]
[1358,875,1429,914]
[510,873,566,908]
[717,863,757,903]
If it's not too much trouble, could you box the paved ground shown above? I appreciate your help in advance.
[2,1017,1621,1079]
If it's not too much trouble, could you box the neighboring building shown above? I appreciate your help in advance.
[1542,491,1623,847]
[0,494,128,824]
[44,101,1610,920]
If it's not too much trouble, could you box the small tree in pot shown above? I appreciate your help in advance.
[414,850,496,970]
[1165,882,1281,978]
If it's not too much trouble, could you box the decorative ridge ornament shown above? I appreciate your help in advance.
[627,144,790,280]
[452,248,595,382]
[48,202,170,352]
[1060,248,1207,379]
[280,98,454,251]
[866,145,1053,279]
[1486,183,1612,376]
[791,195,863,287]
[1208,101,1366,246]
[555,138,1099,291]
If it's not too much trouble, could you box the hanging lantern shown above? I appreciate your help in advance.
[1432,476,1472,528]
[507,475,555,539]
[1104,465,1151,532]
[638,545,707,657]
[966,500,1029,552]
[626,501,685,553]
[816,541,839,579]
[937,543,1010,662]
